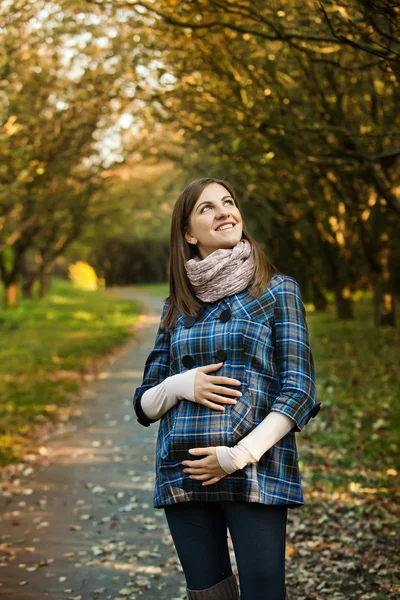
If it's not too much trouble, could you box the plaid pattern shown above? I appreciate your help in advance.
[133,274,320,510]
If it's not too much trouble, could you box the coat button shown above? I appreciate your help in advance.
[183,316,196,328]
[182,355,195,369]
[216,348,227,362]
[219,308,232,323]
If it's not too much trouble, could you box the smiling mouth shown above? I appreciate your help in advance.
[215,224,236,232]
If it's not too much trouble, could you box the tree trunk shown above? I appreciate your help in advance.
[4,281,18,309]
[21,277,35,299]
[370,228,396,326]
[311,277,328,311]
[20,253,37,299]
[371,272,396,327]
[335,285,354,320]
[39,269,50,298]
[20,262,36,299]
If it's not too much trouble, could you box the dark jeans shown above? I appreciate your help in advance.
[164,500,287,600]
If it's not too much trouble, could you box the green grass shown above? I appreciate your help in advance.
[303,294,400,500]
[0,277,143,465]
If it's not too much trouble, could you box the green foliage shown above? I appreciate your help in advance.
[105,0,399,321]
[1,0,399,325]
[0,277,141,465]
[65,164,181,285]
[305,295,400,495]
[0,0,144,303]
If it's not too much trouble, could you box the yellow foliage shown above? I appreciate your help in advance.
[3,115,23,136]
[68,261,99,291]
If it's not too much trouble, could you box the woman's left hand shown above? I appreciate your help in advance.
[181,447,228,486]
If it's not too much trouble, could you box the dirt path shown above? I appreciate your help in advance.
[0,289,191,600]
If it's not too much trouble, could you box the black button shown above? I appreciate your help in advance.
[219,308,232,323]
[310,403,321,418]
[182,355,195,369]
[216,348,227,362]
[183,316,196,328]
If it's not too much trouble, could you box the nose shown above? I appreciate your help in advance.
[216,206,231,218]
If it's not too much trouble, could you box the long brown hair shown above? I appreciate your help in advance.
[162,177,281,331]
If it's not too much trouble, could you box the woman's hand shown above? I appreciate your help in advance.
[194,362,242,411]
[181,447,228,486]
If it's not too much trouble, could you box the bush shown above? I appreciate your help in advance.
[68,261,99,291]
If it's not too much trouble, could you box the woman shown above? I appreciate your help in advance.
[132,178,321,600]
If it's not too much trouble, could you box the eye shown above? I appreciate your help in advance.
[200,199,234,213]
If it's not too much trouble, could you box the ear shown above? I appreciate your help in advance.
[185,231,197,245]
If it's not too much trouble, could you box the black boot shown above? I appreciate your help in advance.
[186,574,240,599]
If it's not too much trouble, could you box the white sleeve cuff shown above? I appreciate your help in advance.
[216,411,295,474]
[216,445,253,474]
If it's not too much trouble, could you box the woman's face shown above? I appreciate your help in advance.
[185,183,243,259]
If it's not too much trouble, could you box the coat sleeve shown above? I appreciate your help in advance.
[132,299,171,427]
[270,276,321,432]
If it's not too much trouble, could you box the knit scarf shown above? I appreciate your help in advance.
[185,238,255,302]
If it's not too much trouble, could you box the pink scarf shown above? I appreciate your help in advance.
[185,239,255,302]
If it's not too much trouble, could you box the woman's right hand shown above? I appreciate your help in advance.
[194,362,242,411]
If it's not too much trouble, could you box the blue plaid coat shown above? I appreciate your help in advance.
[133,274,320,510]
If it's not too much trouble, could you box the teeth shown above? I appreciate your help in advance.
[216,224,234,231]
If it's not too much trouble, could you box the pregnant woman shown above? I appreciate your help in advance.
[132,177,321,600]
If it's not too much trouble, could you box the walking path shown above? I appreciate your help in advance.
[0,288,195,600]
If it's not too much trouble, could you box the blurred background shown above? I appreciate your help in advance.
[2,0,399,308]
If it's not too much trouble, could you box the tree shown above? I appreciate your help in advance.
[97,0,399,324]
[0,0,140,306]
